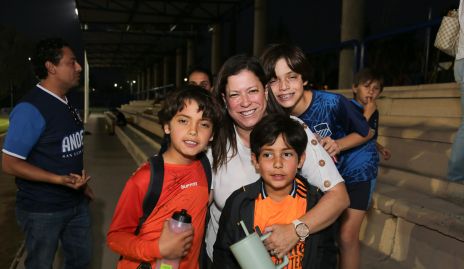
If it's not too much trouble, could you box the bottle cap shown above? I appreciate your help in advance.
[172,209,192,223]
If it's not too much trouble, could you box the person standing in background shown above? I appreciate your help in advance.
[448,0,464,182]
[187,66,213,92]
[2,38,93,269]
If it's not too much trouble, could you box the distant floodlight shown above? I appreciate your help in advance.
[28,57,31,61]
[75,8,78,16]
[92,88,96,92]
[114,83,118,87]
[132,80,136,84]
[126,24,130,31]
[169,24,177,32]
[184,77,188,82]
[208,25,214,32]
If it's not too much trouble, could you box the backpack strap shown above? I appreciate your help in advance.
[134,154,164,235]
[133,152,212,235]
[198,152,212,191]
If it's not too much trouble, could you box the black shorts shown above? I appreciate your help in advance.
[346,180,376,211]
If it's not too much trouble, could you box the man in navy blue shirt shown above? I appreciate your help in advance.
[2,38,92,269]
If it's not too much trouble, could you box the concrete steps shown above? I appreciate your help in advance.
[114,124,161,165]
[337,82,464,268]
[114,82,464,268]
[378,166,464,205]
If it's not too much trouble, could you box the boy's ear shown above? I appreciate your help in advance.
[298,152,306,169]
[251,153,260,170]
[163,123,171,134]
[351,84,357,93]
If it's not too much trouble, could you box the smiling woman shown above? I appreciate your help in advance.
[205,54,348,267]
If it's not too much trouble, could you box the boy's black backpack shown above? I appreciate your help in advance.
[132,152,212,269]
[133,152,212,235]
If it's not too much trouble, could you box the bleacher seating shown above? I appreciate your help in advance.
[112,82,464,268]
[338,82,464,268]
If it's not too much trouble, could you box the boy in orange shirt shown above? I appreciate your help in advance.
[213,114,337,269]
[107,85,222,269]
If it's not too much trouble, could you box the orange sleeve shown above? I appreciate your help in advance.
[106,165,162,262]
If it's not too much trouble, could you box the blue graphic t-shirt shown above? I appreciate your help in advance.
[298,90,378,184]
[3,85,85,212]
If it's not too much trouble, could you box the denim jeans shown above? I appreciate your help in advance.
[16,199,92,269]
[448,58,464,181]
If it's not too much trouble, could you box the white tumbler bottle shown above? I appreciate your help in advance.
[155,209,192,269]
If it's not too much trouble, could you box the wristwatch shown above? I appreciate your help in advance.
[292,219,310,241]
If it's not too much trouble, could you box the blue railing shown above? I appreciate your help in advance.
[359,17,442,70]
[307,16,447,88]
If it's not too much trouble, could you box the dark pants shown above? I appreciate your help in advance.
[16,199,92,269]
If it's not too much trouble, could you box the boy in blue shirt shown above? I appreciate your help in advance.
[261,44,375,269]
[351,68,391,161]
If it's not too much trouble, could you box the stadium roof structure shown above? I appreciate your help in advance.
[76,0,250,70]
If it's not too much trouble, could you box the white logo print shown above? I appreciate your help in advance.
[62,130,84,153]
[314,123,332,138]
[181,182,198,190]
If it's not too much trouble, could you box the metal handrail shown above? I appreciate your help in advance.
[136,84,175,100]
[308,17,443,82]
[359,17,442,70]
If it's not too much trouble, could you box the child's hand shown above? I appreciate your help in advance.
[319,136,340,157]
[158,220,194,259]
[364,97,377,117]
[379,147,391,160]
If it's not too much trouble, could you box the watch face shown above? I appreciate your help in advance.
[296,223,310,237]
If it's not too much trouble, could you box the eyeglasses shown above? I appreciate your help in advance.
[67,103,83,127]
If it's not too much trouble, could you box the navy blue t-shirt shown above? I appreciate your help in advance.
[298,90,378,184]
[3,85,85,212]
[351,99,379,140]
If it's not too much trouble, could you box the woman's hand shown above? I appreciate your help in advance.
[263,224,299,259]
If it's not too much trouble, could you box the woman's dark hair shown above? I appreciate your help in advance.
[260,43,311,84]
[250,113,307,161]
[211,54,284,172]
[158,84,222,140]
[32,38,69,80]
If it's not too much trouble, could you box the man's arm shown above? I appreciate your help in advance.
[2,153,89,189]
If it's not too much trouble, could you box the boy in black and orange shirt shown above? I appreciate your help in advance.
[107,85,222,269]
[213,114,337,269]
